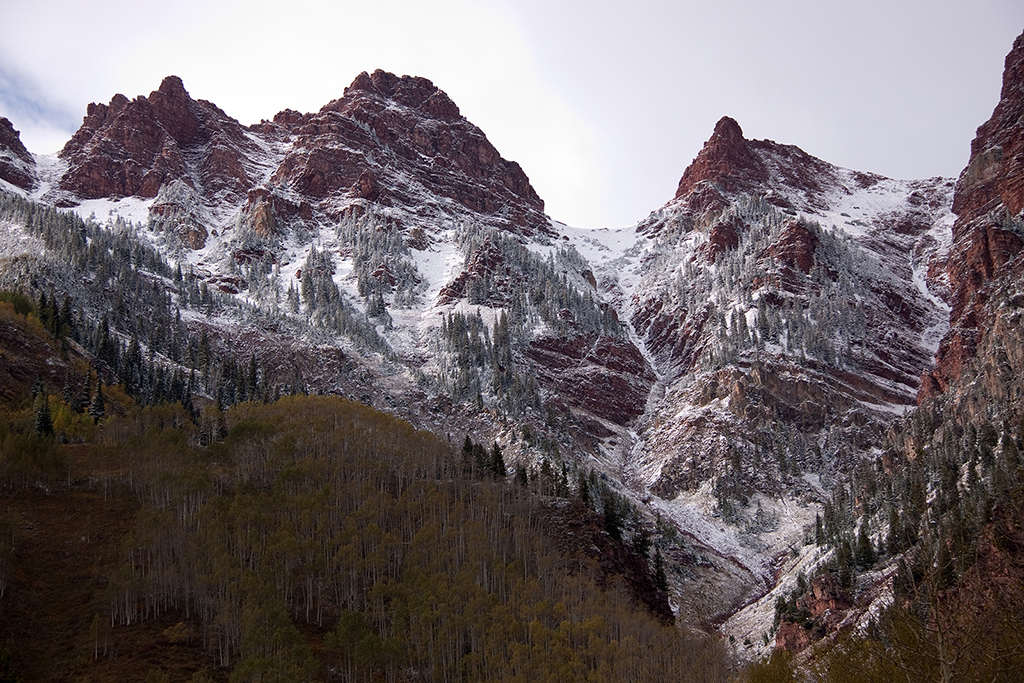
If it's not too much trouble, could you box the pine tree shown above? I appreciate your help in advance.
[34,393,53,437]
[30,375,43,399]
[62,371,76,405]
[857,524,875,569]
[837,538,853,587]
[89,383,106,423]
[887,507,902,555]
[654,547,668,591]
[77,374,91,414]
[602,487,622,540]
[489,442,505,478]
[632,524,651,559]
[577,471,592,509]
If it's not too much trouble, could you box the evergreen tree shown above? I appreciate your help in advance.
[654,547,668,591]
[89,383,106,422]
[602,487,622,540]
[77,374,92,414]
[462,436,474,474]
[857,524,875,569]
[837,538,853,587]
[632,524,651,559]
[34,393,53,437]
[489,442,505,478]
[30,375,43,399]
[62,371,76,405]
[577,471,592,509]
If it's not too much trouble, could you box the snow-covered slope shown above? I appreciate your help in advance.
[558,121,954,628]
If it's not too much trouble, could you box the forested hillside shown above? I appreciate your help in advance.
[0,306,727,681]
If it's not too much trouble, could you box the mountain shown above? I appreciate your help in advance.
[560,114,954,630]
[1,28,1024,677]
[44,71,548,251]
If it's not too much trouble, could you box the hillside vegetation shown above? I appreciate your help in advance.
[0,337,728,682]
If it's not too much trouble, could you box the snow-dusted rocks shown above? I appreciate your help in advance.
[587,119,955,505]
[0,117,36,192]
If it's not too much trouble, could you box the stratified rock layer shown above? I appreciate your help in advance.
[921,29,1024,399]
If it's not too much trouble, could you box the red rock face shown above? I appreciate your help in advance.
[762,220,818,275]
[54,70,549,247]
[643,116,843,234]
[0,117,36,191]
[775,573,853,653]
[921,30,1024,400]
[701,215,742,263]
[59,76,256,202]
[775,621,815,653]
[261,69,548,234]
[673,116,769,213]
[525,335,655,426]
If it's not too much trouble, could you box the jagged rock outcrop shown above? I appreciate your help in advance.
[258,69,548,234]
[54,76,265,248]
[51,71,549,251]
[921,29,1024,400]
[641,117,853,235]
[58,76,258,203]
[0,117,36,191]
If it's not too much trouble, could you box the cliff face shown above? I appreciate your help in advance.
[0,117,36,191]
[920,30,1024,401]
[258,70,547,234]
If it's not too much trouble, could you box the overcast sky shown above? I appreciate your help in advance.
[1,0,1022,228]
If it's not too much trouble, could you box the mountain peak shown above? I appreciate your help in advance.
[341,69,461,120]
[712,115,744,141]
[157,74,188,99]
[673,115,768,204]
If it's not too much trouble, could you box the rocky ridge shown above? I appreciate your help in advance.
[45,71,548,256]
